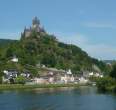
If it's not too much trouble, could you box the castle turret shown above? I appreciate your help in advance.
[32,16,40,26]
[32,17,41,32]
[23,26,31,38]
[21,17,45,39]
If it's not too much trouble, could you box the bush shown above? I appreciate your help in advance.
[15,75,26,84]
[0,77,2,84]
[96,77,116,92]
[110,64,116,79]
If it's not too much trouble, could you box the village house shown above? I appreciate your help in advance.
[11,56,18,63]
[3,69,19,83]
[32,77,48,84]
[88,72,103,78]
[25,66,76,85]
[78,77,89,84]
[20,70,31,78]
[60,69,75,84]
[3,69,19,79]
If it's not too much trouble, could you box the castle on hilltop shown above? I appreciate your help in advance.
[21,17,45,38]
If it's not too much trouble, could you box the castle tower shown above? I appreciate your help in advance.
[21,17,46,39]
[32,17,40,32]
[32,16,40,25]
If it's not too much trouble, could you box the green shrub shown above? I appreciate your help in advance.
[15,75,26,84]
[96,77,116,92]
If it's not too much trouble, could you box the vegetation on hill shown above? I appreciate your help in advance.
[0,30,110,78]
[96,63,116,93]
[0,17,110,78]
[0,39,16,47]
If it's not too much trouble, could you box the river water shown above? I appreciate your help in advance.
[0,86,116,110]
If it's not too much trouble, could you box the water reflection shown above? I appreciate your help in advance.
[0,86,116,110]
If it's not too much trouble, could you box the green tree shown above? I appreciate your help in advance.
[25,66,38,77]
[6,47,13,58]
[110,64,116,79]
[15,75,26,84]
[41,54,56,67]
[0,71,3,84]
[21,55,36,66]
[96,77,116,92]
[25,41,37,54]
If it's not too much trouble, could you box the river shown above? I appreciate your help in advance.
[0,86,116,110]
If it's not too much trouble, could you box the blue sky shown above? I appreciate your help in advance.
[0,0,116,60]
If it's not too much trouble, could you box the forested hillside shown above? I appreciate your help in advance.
[0,17,110,75]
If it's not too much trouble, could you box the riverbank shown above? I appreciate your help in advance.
[0,83,87,90]
[96,77,116,93]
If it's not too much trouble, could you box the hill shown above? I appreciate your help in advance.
[0,39,16,46]
[0,17,110,75]
[103,60,116,65]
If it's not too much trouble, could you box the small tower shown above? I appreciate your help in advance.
[23,26,31,38]
[32,17,40,25]
[21,17,46,39]
[32,17,40,31]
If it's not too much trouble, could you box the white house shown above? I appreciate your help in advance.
[33,78,47,84]
[61,75,68,84]
[49,72,54,75]
[67,69,72,75]
[21,73,30,78]
[11,56,18,63]
[89,72,94,76]
[3,69,18,79]
[88,72,103,78]
[70,75,75,82]
[48,77,54,84]
[100,75,103,78]
[60,74,75,84]
[79,77,88,84]
[3,70,8,75]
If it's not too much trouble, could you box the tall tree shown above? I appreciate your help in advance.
[110,64,116,79]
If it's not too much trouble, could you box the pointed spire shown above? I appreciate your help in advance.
[32,16,40,26]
